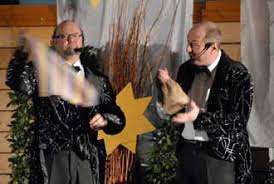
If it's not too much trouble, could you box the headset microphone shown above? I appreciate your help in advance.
[74,46,94,53]
[74,47,85,53]
[190,42,213,60]
[205,42,213,49]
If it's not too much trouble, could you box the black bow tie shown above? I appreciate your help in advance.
[72,65,81,73]
[189,63,211,77]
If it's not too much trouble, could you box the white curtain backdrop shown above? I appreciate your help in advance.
[241,0,274,148]
[57,0,193,77]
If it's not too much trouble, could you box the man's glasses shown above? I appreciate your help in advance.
[188,42,213,50]
[188,42,202,50]
[53,33,83,41]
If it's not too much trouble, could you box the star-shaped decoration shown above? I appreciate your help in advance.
[98,83,155,155]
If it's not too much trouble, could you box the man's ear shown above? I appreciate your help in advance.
[213,42,220,50]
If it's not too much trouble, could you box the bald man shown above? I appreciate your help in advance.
[157,21,253,184]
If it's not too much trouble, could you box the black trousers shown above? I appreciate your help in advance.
[176,140,235,184]
[42,150,98,184]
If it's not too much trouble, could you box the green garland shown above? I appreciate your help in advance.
[7,91,33,184]
[146,120,178,184]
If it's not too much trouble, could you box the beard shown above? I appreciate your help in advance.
[62,47,78,56]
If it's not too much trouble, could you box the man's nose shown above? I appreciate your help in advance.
[67,35,74,41]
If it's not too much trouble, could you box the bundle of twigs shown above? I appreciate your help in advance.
[102,0,143,97]
[102,0,178,97]
[104,145,136,184]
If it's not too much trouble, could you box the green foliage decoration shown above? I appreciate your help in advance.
[7,91,33,184]
[146,120,179,184]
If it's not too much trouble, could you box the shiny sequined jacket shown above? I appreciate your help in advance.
[6,49,126,183]
[176,50,254,184]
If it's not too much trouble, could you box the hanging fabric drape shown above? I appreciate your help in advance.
[241,0,274,147]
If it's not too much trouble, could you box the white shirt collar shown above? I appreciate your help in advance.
[207,50,221,72]
[60,59,84,78]
[72,60,82,67]
[72,60,85,77]
[60,58,82,68]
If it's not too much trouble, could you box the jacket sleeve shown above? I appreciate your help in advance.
[99,77,126,135]
[6,49,37,96]
[194,63,254,137]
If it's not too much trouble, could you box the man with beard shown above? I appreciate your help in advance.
[6,20,126,184]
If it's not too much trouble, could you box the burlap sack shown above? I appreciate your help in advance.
[161,79,190,115]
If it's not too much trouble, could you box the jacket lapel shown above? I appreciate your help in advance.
[206,50,231,111]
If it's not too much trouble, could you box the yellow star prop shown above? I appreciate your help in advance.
[98,83,155,155]
[90,0,101,9]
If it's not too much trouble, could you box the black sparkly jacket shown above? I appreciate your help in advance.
[6,48,126,183]
[176,50,254,184]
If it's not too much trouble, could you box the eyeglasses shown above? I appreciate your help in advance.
[187,42,202,50]
[188,42,213,50]
[53,33,83,41]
